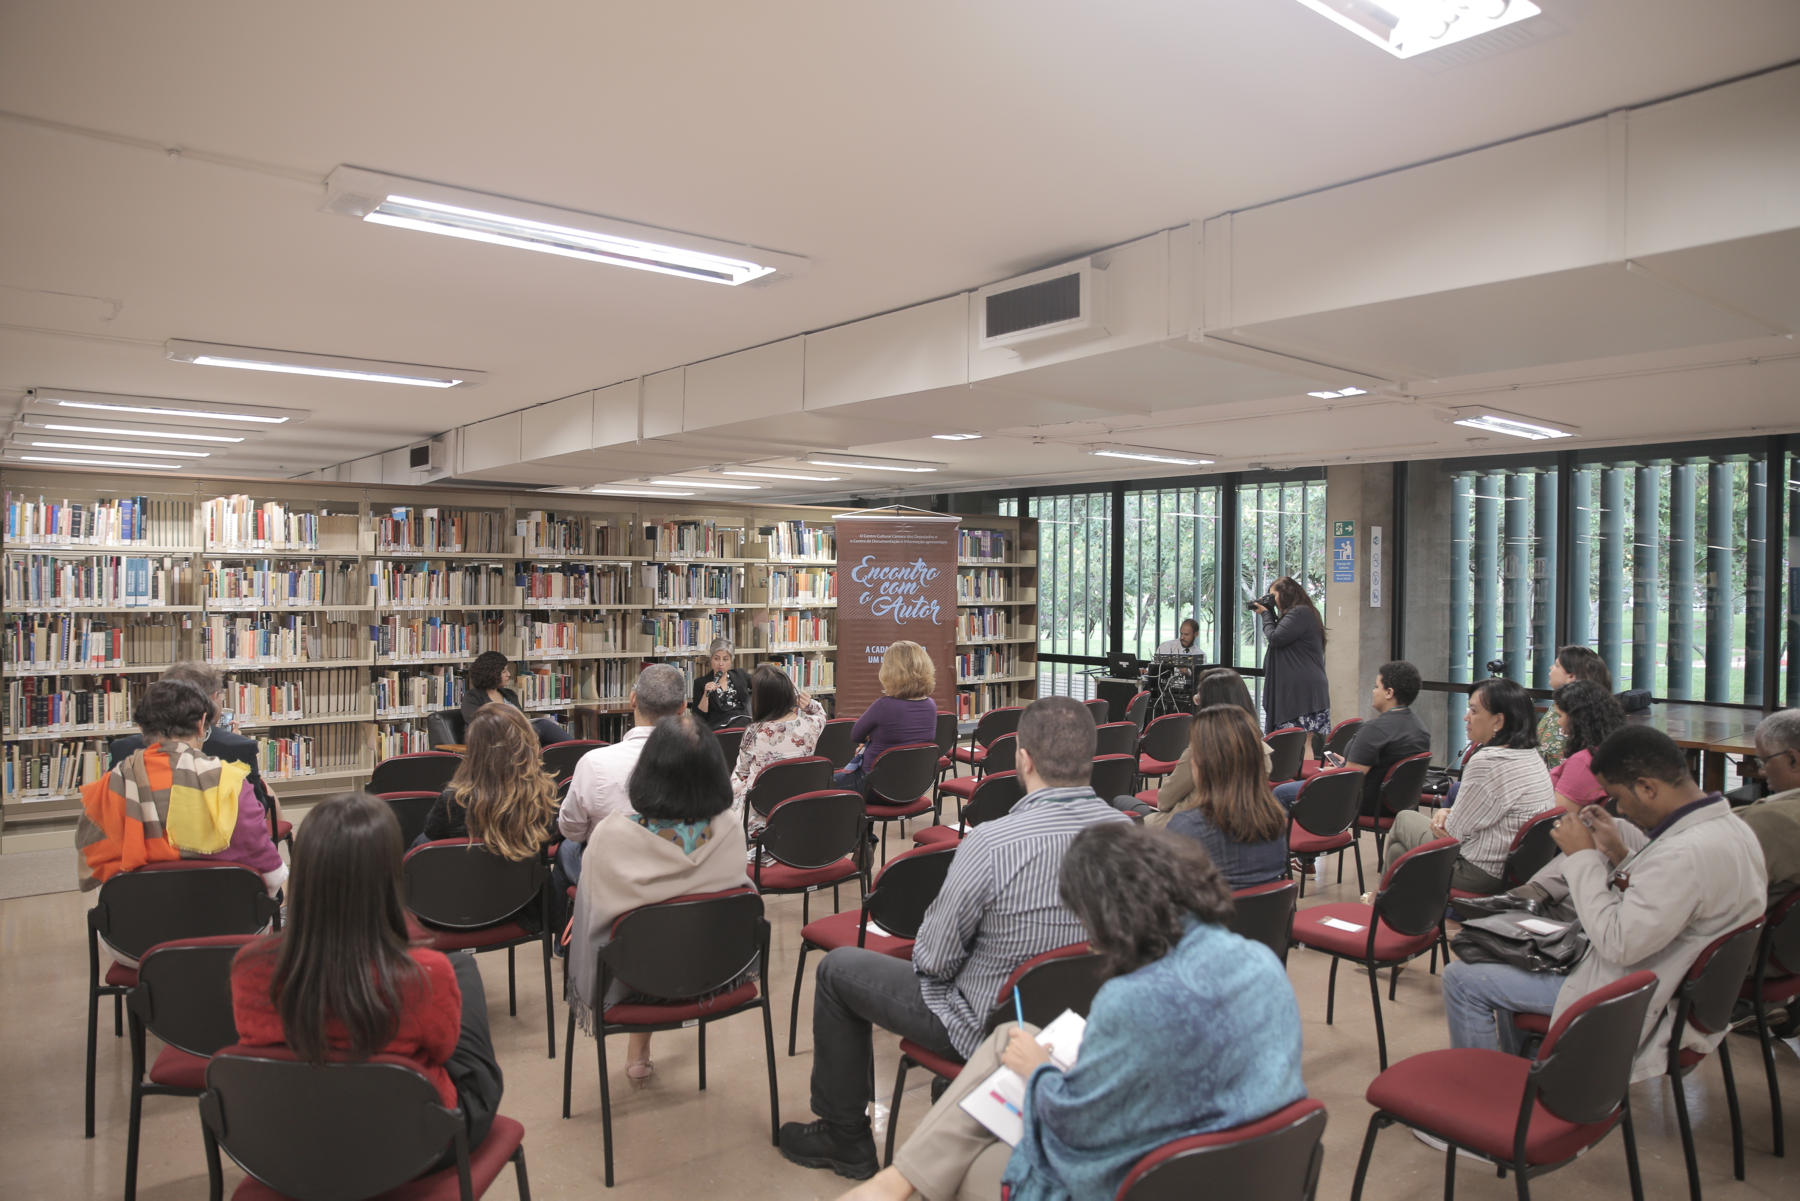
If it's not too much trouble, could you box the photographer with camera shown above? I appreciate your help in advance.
[1251,577,1330,755]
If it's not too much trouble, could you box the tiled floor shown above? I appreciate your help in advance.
[4,838,1796,1200]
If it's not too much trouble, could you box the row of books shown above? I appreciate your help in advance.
[757,567,836,604]
[519,564,634,605]
[5,493,194,548]
[4,615,183,671]
[224,668,368,723]
[956,568,1013,603]
[954,646,1018,682]
[4,554,195,608]
[648,612,732,654]
[957,607,1015,642]
[6,678,137,733]
[647,519,742,559]
[958,529,1012,562]
[514,614,638,657]
[371,668,466,716]
[761,520,833,561]
[3,740,106,799]
[203,561,368,608]
[199,616,367,665]
[761,652,834,691]
[640,563,744,606]
[955,683,1017,721]
[373,616,502,661]
[513,667,577,707]
[202,496,331,551]
[741,613,831,650]
[258,726,364,777]
[374,563,513,607]
[376,506,508,555]
[374,725,432,760]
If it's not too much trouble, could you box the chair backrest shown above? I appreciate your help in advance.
[1093,721,1139,758]
[714,726,747,765]
[1116,1098,1328,1201]
[717,713,753,730]
[368,751,463,796]
[972,705,1024,749]
[866,742,941,805]
[425,708,464,748]
[376,790,444,849]
[980,732,1019,775]
[1124,691,1150,733]
[1289,768,1363,839]
[1085,698,1111,725]
[91,862,277,962]
[1089,754,1137,803]
[1762,889,1800,980]
[1324,718,1364,759]
[746,755,834,818]
[982,943,1107,1035]
[403,841,546,930]
[963,771,1025,828]
[865,844,958,939]
[1673,918,1766,1048]
[541,738,606,782]
[757,791,866,874]
[1095,677,1140,723]
[1138,712,1192,762]
[1372,837,1458,938]
[1503,809,1567,886]
[1530,971,1659,1125]
[933,711,959,759]
[1228,881,1297,967]
[130,934,257,1059]
[815,718,860,770]
[1374,751,1433,816]
[602,889,765,1001]
[1264,728,1308,783]
[202,1050,464,1201]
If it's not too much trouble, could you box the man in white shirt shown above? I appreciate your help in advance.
[1153,617,1203,664]
[555,663,686,884]
[1149,618,1205,716]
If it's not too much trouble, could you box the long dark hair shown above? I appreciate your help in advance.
[1188,705,1287,842]
[1555,680,1626,757]
[1059,823,1233,978]
[1196,667,1257,719]
[749,663,798,722]
[1555,645,1612,690]
[629,712,733,823]
[261,792,421,1064]
[1470,678,1538,750]
[1271,577,1325,649]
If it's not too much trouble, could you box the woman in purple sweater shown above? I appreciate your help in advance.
[834,640,940,796]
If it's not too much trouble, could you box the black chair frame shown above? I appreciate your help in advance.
[865,743,942,863]
[743,755,834,834]
[369,750,465,796]
[751,790,868,924]
[1265,727,1308,784]
[1288,769,1366,897]
[1229,880,1298,967]
[816,717,860,771]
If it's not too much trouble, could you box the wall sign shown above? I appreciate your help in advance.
[1369,525,1383,608]
[834,512,962,718]
[1332,535,1356,583]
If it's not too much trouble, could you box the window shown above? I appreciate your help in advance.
[1121,484,1223,663]
[1236,478,1327,711]
[1027,490,1111,699]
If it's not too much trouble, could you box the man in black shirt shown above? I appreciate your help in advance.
[1275,659,1429,816]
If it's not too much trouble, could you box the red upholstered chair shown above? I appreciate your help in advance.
[540,738,605,782]
[1449,808,1563,900]
[916,771,1024,849]
[1286,768,1365,897]
[1229,880,1298,967]
[1326,717,1364,759]
[750,790,866,924]
[1349,971,1660,1201]
[714,725,747,766]
[932,711,959,781]
[1088,754,1138,806]
[377,790,443,847]
[865,742,942,863]
[1136,713,1192,790]
[742,755,834,835]
[1093,721,1139,759]
[1288,837,1457,1069]
[1264,727,1308,784]
[949,707,1022,784]
[816,717,860,771]
[122,934,255,1201]
[368,750,464,796]
[202,1048,530,1201]
[935,734,1016,825]
[884,943,1106,1166]
[1123,690,1150,734]
[1355,751,1432,861]
[405,841,556,1058]
[1085,697,1112,725]
[1117,1098,1327,1201]
[1743,890,1800,1158]
[560,889,777,1186]
[85,861,279,1139]
[788,844,957,1056]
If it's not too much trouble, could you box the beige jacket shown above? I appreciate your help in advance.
[1736,786,1800,900]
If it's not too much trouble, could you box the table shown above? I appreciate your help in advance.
[1626,702,1766,793]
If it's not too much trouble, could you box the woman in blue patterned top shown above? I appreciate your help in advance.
[840,821,1305,1201]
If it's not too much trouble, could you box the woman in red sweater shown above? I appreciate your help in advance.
[231,791,503,1149]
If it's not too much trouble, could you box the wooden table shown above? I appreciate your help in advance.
[1627,702,1766,793]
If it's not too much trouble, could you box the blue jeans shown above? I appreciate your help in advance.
[555,837,585,886]
[1274,780,1303,811]
[1441,960,1565,1057]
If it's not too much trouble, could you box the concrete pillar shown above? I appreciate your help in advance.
[1323,464,1396,739]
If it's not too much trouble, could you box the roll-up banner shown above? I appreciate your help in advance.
[834,510,962,719]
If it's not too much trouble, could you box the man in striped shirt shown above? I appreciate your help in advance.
[778,696,1129,1181]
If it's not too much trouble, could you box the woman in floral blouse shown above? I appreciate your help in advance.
[1534,646,1611,768]
[731,664,827,823]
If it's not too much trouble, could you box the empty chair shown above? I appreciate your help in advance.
[1118,1099,1327,1201]
[1095,677,1140,724]
[936,733,1017,823]
[864,742,941,863]
[1093,720,1139,758]
[814,717,860,771]
[377,790,442,848]
[917,771,1025,848]
[715,725,747,765]
[1089,754,1137,806]
[369,750,464,796]
[427,707,467,750]
[751,789,867,924]
[542,738,606,782]
[1084,697,1111,724]
[1137,713,1192,788]
[743,755,834,832]
[1123,690,1150,733]
[951,706,1022,772]
[1228,880,1297,967]
[1287,768,1365,897]
[933,711,959,780]
[1264,727,1308,784]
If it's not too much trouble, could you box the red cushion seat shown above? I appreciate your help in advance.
[1133,790,1158,807]
[148,1045,211,1091]
[232,1114,526,1201]
[937,776,979,800]
[754,859,859,892]
[1366,1049,1618,1166]
[274,819,293,840]
[800,909,914,959]
[416,921,533,951]
[105,961,139,989]
[1298,761,1324,780]
[1288,828,1353,855]
[913,826,962,847]
[950,746,986,766]
[1139,755,1180,776]
[1741,973,1800,1005]
[602,980,760,1027]
[1289,903,1436,961]
[866,797,932,820]
[899,1038,965,1081]
[1357,814,1395,831]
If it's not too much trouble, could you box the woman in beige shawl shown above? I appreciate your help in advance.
[566,711,753,1084]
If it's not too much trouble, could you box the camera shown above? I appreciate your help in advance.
[1485,657,1507,677]
[1253,593,1277,613]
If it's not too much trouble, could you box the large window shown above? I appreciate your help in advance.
[1027,490,1111,699]
[1122,484,1223,663]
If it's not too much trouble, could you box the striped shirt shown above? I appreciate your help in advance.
[912,785,1130,1056]
[1446,746,1556,877]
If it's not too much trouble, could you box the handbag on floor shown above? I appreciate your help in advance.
[1450,908,1587,975]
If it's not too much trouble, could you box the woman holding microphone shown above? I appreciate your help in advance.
[692,637,753,729]
[1252,577,1330,755]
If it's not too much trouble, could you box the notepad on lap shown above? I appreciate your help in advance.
[957,1009,1087,1146]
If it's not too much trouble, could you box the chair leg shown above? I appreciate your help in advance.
[542,933,556,1060]
[85,984,100,1139]
[125,1016,147,1201]
[597,1028,615,1187]
[831,883,840,914]
[512,1145,532,1201]
[698,1019,707,1090]
[1325,957,1339,1025]
[1297,864,1307,901]
[788,943,809,1056]
[1349,1112,1387,1201]
[1513,1162,1531,1201]
[885,1057,911,1167]
[1353,841,1367,894]
[1719,1040,1744,1181]
[562,1001,577,1118]
[1367,958,1389,1071]
[1444,1140,1457,1201]
[1621,1097,1645,1201]
[1670,1067,1701,1201]
[759,998,781,1145]
[1754,1001,1785,1156]
[114,992,123,1037]
[802,889,811,927]
[508,945,518,1017]
[1389,964,1400,1002]
[204,1127,225,1201]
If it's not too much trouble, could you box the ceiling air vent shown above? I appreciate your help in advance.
[977,259,1107,352]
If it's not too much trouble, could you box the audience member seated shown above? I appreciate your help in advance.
[1382,677,1552,894]
[462,649,572,747]
[1276,659,1428,816]
[77,680,288,935]
[692,638,754,730]
[1548,680,1627,811]
[566,711,752,1084]
[1441,726,1765,1083]
[833,640,940,796]
[841,822,1305,1201]
[231,792,503,1162]
[1163,706,1290,888]
[1134,668,1269,827]
[556,663,686,886]
[109,660,278,834]
[1536,645,1611,769]
[1739,709,1800,900]
[780,697,1130,1180]
[731,663,827,824]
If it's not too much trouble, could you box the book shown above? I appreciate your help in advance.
[956,1009,1087,1146]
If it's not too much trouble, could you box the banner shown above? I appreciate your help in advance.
[835,512,962,719]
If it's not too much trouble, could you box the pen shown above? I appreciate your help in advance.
[988,1088,1023,1118]
[1013,987,1025,1030]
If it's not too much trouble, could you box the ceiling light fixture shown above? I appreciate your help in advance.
[25,440,211,458]
[587,486,697,498]
[802,453,942,474]
[13,454,185,470]
[1289,0,1541,59]
[931,433,983,441]
[31,386,307,426]
[1452,412,1573,441]
[1091,447,1215,466]
[717,469,844,482]
[647,479,764,491]
[324,166,807,287]
[166,340,478,390]
[1306,386,1369,399]
[23,419,245,444]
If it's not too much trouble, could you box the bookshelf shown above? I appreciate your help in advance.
[2,472,1035,841]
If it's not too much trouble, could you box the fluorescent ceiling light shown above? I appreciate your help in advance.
[325,165,807,287]
[588,486,697,498]
[931,433,982,441]
[31,386,306,426]
[20,418,246,444]
[1290,0,1541,60]
[1091,447,1215,466]
[803,454,942,474]
[717,469,843,482]
[13,454,185,470]
[166,340,477,390]
[1452,413,1573,440]
[1307,386,1369,399]
[25,440,210,458]
[647,479,763,491]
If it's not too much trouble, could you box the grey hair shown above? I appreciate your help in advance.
[1756,709,1800,757]
[163,660,224,698]
[634,663,688,719]
[708,637,734,655]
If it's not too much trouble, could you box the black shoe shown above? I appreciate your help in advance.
[777,1118,878,1180]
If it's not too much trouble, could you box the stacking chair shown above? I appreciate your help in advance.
[1123,690,1150,733]
[1350,972,1659,1201]
[541,738,605,782]
[427,707,467,751]
[377,790,443,847]
[815,717,860,771]
[561,889,778,1186]
[935,733,1016,824]
[789,844,957,1055]
[1084,697,1111,724]
[1229,880,1298,967]
[203,1049,530,1201]
[1742,890,1800,1157]
[916,771,1024,848]
[950,706,1023,774]
[85,861,279,1139]
[714,726,747,767]
[123,935,254,1201]
[1118,1098,1327,1201]
[1089,753,1137,805]
[1264,727,1308,784]
[1325,718,1364,760]
[885,943,1106,1165]
[1449,808,1563,900]
[369,750,464,795]
[1356,751,1432,862]
[1136,713,1192,790]
[933,711,960,781]
[1288,837,1458,1069]
[864,742,941,862]
[1093,720,1139,758]
[1287,768,1365,897]
[405,841,556,1058]
[1095,676,1140,723]
[743,755,834,836]
[749,789,866,924]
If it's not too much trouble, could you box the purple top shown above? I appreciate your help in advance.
[217,780,285,876]
[851,696,940,766]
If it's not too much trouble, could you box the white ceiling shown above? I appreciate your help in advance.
[2,0,1799,489]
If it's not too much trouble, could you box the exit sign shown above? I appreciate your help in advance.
[1333,521,1355,537]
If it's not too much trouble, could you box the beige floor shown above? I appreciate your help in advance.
[5,836,1797,1201]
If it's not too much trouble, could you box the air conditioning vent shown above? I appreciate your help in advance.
[407,438,445,473]
[977,259,1107,351]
